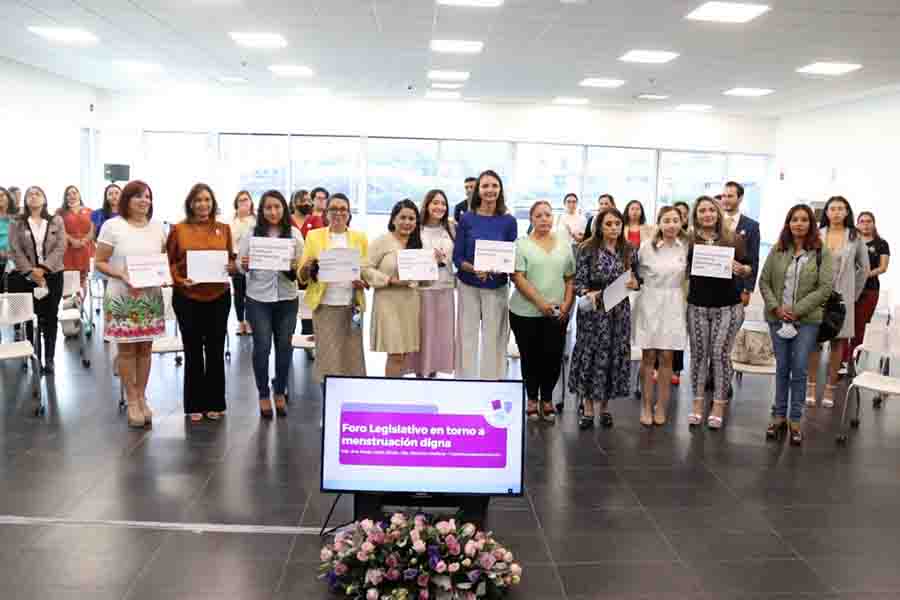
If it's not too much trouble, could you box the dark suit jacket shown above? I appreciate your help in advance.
[733,214,760,294]
[583,215,594,240]
[453,200,468,224]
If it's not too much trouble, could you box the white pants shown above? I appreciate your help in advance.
[456,282,509,380]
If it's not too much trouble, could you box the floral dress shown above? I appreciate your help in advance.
[569,245,638,402]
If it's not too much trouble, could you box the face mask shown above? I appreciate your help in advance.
[776,322,798,340]
[297,204,313,216]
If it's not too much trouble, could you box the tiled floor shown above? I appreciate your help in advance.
[2,322,900,600]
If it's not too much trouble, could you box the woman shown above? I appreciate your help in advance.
[291,189,324,238]
[510,201,575,423]
[759,205,833,445]
[290,189,309,223]
[850,211,889,360]
[59,185,94,287]
[635,206,689,427]
[0,187,11,293]
[166,183,235,423]
[556,193,586,245]
[297,193,369,386]
[8,186,66,374]
[807,196,869,407]
[366,199,424,377]
[686,196,753,429]
[569,208,639,429]
[95,181,167,428]
[623,200,654,248]
[231,190,256,336]
[91,184,121,236]
[238,190,303,419]
[669,200,693,384]
[409,189,456,378]
[310,187,329,221]
[452,170,518,380]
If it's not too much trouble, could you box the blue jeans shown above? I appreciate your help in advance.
[246,297,299,399]
[769,322,820,422]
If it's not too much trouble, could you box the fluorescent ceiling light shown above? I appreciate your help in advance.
[637,93,670,100]
[229,32,287,49]
[685,2,770,23]
[218,76,247,84]
[296,87,330,96]
[27,26,98,44]
[675,104,713,112]
[553,97,589,106]
[426,90,462,100]
[431,83,464,89]
[724,87,773,97]
[796,62,862,76]
[620,50,679,64]
[428,70,470,81]
[114,60,163,74]
[268,64,314,77]
[430,39,484,54]
[436,0,504,6]
[580,78,626,88]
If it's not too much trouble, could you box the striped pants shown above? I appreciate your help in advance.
[687,303,744,401]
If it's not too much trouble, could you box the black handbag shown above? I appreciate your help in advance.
[814,248,846,344]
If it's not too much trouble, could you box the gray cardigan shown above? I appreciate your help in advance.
[9,215,67,274]
[821,227,869,339]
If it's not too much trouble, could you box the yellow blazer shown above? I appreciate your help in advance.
[297,227,369,312]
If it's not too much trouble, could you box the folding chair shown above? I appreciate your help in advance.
[836,322,900,444]
[58,271,91,368]
[733,292,776,385]
[0,293,44,415]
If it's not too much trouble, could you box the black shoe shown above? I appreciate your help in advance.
[600,412,614,428]
[726,384,734,399]
[42,361,55,375]
[766,420,787,441]
[579,416,595,430]
[705,379,714,392]
[555,401,564,414]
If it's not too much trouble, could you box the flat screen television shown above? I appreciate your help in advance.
[321,376,525,496]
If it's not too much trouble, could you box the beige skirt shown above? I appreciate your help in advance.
[312,305,366,383]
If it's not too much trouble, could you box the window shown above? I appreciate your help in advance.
[513,144,583,218]
[658,151,727,208]
[219,134,290,218]
[726,154,769,224]
[584,147,657,219]
[142,132,214,224]
[291,136,361,201]
[436,140,513,206]
[366,138,439,215]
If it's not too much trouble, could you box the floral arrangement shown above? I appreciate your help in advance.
[319,513,522,600]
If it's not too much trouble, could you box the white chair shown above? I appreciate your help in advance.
[733,294,777,384]
[58,270,91,368]
[0,293,44,415]
[836,322,900,444]
[289,292,316,403]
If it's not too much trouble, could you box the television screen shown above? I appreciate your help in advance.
[321,376,525,496]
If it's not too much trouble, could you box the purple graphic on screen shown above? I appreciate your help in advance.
[491,399,501,410]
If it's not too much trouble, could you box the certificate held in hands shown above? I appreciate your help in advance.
[126,254,172,288]
[187,250,229,283]
[691,245,735,279]
[397,249,438,281]
[318,248,361,283]
[473,240,516,274]
[249,237,294,271]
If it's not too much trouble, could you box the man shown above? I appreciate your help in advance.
[583,193,616,240]
[453,177,477,224]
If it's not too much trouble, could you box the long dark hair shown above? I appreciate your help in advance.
[184,183,219,223]
[820,195,857,240]
[387,199,423,250]
[59,185,82,214]
[253,190,293,239]
[580,207,632,269]
[776,204,822,252]
[18,186,51,221]
[101,184,121,219]
[857,211,880,241]
[674,201,690,231]
[623,199,646,225]
[421,189,454,240]
[469,170,508,216]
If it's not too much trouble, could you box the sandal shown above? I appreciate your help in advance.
[788,423,803,446]
[526,401,540,422]
[206,411,223,421]
[541,402,556,423]
[189,413,203,422]
[259,398,273,419]
[707,400,727,430]
[274,394,288,418]
[688,398,704,426]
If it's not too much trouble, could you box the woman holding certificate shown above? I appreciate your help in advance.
[95,181,167,428]
[297,193,369,385]
[365,199,424,377]
[166,183,235,423]
[510,201,575,423]
[231,190,255,336]
[569,208,639,430]
[238,190,303,419]
[686,196,752,430]
[452,170,518,380]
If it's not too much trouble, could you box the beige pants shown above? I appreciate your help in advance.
[456,282,509,380]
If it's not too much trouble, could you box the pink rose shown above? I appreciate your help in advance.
[419,591,429,600]
[448,562,460,573]
[464,541,477,557]
[449,519,457,531]
[435,561,447,573]
[357,551,369,562]
[478,553,496,570]
[320,548,334,561]
[448,543,461,556]
[446,535,458,546]
[386,554,399,569]
[465,593,476,600]
[417,573,430,588]
[386,568,401,581]
[334,562,348,575]
[435,521,452,535]
[334,540,346,553]
[367,589,378,600]
[410,529,421,543]
[362,541,375,554]
[510,563,522,577]
[493,548,506,560]
[360,519,375,532]
[413,540,426,554]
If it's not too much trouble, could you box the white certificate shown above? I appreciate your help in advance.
[318,248,361,283]
[473,240,516,274]
[126,254,172,288]
[602,271,631,313]
[186,250,229,283]
[691,245,735,279]
[249,237,294,271]
[397,249,438,281]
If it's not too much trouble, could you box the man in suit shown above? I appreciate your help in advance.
[453,177,478,224]
[582,193,616,240]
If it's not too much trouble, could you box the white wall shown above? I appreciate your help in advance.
[0,57,98,206]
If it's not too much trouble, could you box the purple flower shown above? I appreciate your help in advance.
[404,568,419,581]
[467,569,482,583]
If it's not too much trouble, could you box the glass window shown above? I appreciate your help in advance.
[658,151,727,209]
[584,147,657,219]
[727,154,769,224]
[219,134,290,219]
[291,136,361,201]
[142,132,214,224]
[513,144,583,218]
[367,138,439,215]
[436,140,513,207]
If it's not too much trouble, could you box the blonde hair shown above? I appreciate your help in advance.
[691,196,733,244]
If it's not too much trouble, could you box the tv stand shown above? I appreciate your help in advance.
[354,492,491,528]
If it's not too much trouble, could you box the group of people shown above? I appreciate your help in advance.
[0,175,890,445]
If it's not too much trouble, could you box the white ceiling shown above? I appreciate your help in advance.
[3,0,900,117]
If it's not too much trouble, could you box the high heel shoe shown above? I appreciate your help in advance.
[788,422,803,446]
[599,412,614,428]
[578,415,595,430]
[766,419,787,441]
[274,394,288,418]
[541,402,556,423]
[259,398,274,419]
[707,400,727,430]
[688,398,704,426]
[127,400,145,429]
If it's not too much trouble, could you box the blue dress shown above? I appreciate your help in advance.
[569,246,637,402]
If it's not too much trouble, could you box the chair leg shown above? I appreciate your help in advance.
[837,383,856,443]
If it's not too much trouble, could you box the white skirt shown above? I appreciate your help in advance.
[633,286,687,351]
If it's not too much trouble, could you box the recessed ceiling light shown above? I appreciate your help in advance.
[436,0,503,6]
[796,62,862,76]
[685,2,770,23]
[580,78,626,88]
[620,50,679,64]
[426,90,462,100]
[27,26,98,44]
[553,97,590,106]
[637,93,670,100]
[427,70,470,81]
[675,104,713,112]
[724,87,773,97]
[268,64,315,77]
[430,39,484,54]
[229,32,287,49]
[431,83,464,89]
[114,60,163,74]
[218,76,248,84]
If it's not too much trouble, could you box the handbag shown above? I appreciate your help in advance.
[815,248,846,344]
